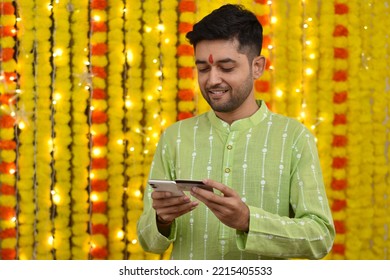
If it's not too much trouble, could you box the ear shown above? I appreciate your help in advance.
[252,55,266,79]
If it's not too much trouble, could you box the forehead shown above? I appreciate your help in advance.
[194,39,244,61]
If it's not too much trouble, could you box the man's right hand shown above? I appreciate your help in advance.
[151,191,198,234]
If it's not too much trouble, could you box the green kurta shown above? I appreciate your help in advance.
[137,101,335,260]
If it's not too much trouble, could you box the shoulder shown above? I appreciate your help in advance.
[163,113,209,135]
[267,111,314,139]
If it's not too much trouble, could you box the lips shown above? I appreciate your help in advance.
[207,89,229,97]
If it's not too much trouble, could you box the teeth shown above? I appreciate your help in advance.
[210,90,227,94]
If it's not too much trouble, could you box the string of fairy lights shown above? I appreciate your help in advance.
[0,0,389,260]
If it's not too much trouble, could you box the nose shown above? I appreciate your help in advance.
[207,67,222,86]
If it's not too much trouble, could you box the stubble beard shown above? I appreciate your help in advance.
[202,75,254,113]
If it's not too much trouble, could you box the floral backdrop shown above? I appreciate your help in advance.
[0,0,389,260]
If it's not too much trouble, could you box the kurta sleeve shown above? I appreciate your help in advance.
[137,131,178,254]
[236,127,335,259]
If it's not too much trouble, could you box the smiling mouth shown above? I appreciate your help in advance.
[208,89,229,96]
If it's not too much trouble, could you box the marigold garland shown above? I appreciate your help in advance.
[370,0,389,260]
[286,0,303,119]
[124,0,145,260]
[106,0,126,260]
[317,0,337,259]
[177,0,197,120]
[90,0,109,260]
[253,0,273,109]
[50,0,73,260]
[302,0,319,130]
[0,0,389,261]
[0,0,17,260]
[69,0,91,260]
[356,0,376,259]
[33,1,54,260]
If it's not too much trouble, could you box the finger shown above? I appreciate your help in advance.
[202,179,236,197]
[156,200,199,221]
[152,194,191,209]
[190,186,225,207]
[151,191,173,200]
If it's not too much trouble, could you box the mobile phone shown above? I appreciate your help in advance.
[175,180,213,192]
[148,179,185,197]
[148,179,213,196]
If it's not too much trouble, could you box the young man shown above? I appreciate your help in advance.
[137,4,335,260]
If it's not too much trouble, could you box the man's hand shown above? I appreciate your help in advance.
[190,179,249,232]
[151,191,199,226]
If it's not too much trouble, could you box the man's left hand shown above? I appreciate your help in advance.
[190,179,249,232]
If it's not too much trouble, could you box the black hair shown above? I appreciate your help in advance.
[186,4,263,60]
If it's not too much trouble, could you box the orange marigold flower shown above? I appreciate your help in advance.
[255,80,270,92]
[255,0,268,4]
[0,162,16,174]
[178,112,193,120]
[0,184,15,195]
[91,22,107,32]
[333,25,348,37]
[92,224,108,237]
[335,3,349,15]
[332,244,345,255]
[93,135,108,147]
[333,114,347,125]
[331,178,347,190]
[334,220,346,234]
[91,0,107,10]
[92,158,108,169]
[333,91,348,103]
[0,94,16,105]
[178,67,194,79]
[0,228,17,239]
[0,140,16,150]
[0,206,15,220]
[177,44,194,56]
[262,35,272,50]
[0,26,16,37]
[332,135,348,147]
[332,199,347,211]
[91,110,108,123]
[92,201,107,213]
[265,59,272,71]
[92,66,107,79]
[332,157,348,168]
[333,70,347,82]
[178,89,194,101]
[91,179,108,192]
[257,15,269,26]
[91,43,108,55]
[91,247,108,259]
[178,1,196,12]
[334,48,348,59]
[178,22,193,33]
[0,2,15,14]
[1,249,16,260]
[3,72,17,83]
[0,48,15,61]
[92,88,107,99]
[0,115,15,128]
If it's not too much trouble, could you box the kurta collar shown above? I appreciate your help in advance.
[207,100,270,132]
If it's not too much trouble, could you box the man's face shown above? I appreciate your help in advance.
[194,39,256,114]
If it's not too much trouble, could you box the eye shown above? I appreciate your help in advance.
[197,67,210,73]
[221,67,234,72]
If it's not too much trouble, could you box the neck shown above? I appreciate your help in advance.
[215,99,260,125]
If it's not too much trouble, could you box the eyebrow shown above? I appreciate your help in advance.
[195,58,237,65]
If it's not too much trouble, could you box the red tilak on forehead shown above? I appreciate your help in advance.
[208,54,214,64]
